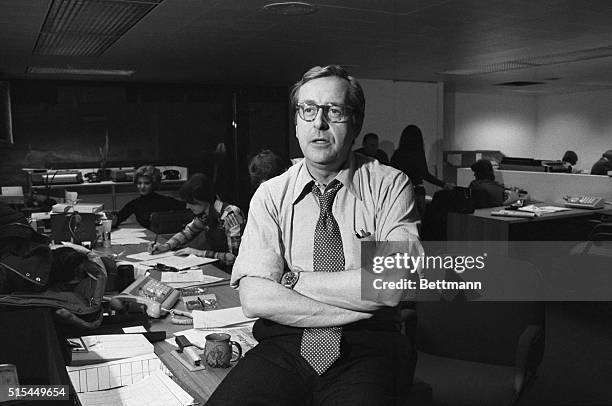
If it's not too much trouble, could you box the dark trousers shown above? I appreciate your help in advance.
[206,320,415,406]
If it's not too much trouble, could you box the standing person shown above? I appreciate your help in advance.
[113,165,185,229]
[148,173,245,269]
[390,124,453,219]
[207,65,421,406]
[354,132,389,164]
[590,150,612,175]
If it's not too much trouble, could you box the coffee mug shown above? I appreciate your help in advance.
[204,333,242,368]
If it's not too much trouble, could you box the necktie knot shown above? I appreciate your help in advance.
[312,180,342,214]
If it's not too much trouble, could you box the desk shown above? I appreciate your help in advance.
[105,226,242,404]
[448,204,612,241]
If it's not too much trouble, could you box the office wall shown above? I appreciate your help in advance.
[444,92,537,157]
[358,79,443,187]
[0,81,288,204]
[535,89,612,173]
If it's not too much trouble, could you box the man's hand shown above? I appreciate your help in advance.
[148,242,170,254]
[174,247,205,257]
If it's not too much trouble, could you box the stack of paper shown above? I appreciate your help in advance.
[111,228,150,245]
[518,204,571,214]
[76,371,193,406]
[67,354,169,393]
[69,334,154,365]
[192,306,256,329]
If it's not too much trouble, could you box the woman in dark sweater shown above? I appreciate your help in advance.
[390,124,452,218]
[113,165,185,229]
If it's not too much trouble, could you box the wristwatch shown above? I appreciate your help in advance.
[281,271,301,289]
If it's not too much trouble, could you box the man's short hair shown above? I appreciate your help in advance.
[134,165,162,190]
[179,173,215,204]
[248,149,291,188]
[362,132,379,145]
[603,150,612,161]
[289,65,365,135]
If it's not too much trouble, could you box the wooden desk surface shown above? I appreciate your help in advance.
[106,224,243,404]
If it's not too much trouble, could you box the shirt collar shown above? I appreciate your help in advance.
[292,152,363,204]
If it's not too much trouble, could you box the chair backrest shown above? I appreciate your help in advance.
[149,210,194,234]
[416,300,544,366]
[416,259,545,367]
[588,222,612,241]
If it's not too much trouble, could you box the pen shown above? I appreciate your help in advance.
[197,297,206,309]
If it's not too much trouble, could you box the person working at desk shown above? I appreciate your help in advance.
[248,149,292,190]
[561,150,579,173]
[590,149,612,175]
[148,173,245,269]
[207,65,421,406]
[469,159,521,208]
[113,165,185,229]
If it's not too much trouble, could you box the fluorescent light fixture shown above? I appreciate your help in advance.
[27,66,135,76]
[263,2,317,16]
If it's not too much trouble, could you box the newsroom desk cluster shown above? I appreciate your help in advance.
[0,225,241,405]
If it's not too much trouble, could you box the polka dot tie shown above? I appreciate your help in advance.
[300,180,344,375]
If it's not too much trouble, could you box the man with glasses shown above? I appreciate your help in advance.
[207,65,421,406]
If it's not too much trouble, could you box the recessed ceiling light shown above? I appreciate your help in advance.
[27,67,135,76]
[263,2,317,16]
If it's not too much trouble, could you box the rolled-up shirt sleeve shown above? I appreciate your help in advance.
[375,171,424,277]
[230,183,285,289]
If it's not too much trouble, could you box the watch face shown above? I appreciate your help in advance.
[283,271,298,288]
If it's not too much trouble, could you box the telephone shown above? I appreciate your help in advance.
[113,275,180,318]
[563,195,605,210]
[163,169,181,180]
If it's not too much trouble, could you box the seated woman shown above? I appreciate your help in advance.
[469,159,520,208]
[114,165,185,229]
[149,173,245,269]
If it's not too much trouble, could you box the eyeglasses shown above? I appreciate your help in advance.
[295,102,353,123]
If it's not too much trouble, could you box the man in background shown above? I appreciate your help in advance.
[354,132,389,164]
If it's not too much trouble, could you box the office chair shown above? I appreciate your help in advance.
[149,209,194,235]
[566,221,612,301]
[413,262,545,406]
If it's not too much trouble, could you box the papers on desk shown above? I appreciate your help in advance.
[76,370,194,406]
[518,204,571,214]
[69,334,154,365]
[192,306,256,329]
[140,254,217,270]
[125,250,218,270]
[167,326,258,355]
[126,251,176,261]
[67,353,169,393]
[112,228,148,239]
[112,237,150,246]
[161,269,223,284]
